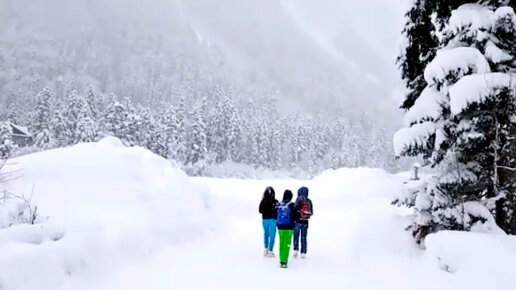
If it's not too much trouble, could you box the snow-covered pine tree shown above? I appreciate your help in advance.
[6,103,18,124]
[85,85,104,120]
[174,97,187,164]
[258,122,271,169]
[0,122,16,158]
[397,0,438,110]
[64,90,98,144]
[210,96,241,163]
[140,106,167,157]
[103,97,130,145]
[394,2,516,238]
[156,103,177,160]
[32,88,53,148]
[267,120,282,170]
[50,105,67,148]
[444,5,516,233]
[102,97,140,146]
[225,99,241,162]
[75,105,99,143]
[185,101,207,172]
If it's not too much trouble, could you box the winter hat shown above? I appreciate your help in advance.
[298,186,309,198]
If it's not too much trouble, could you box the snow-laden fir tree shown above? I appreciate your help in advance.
[156,103,177,160]
[0,122,16,158]
[397,0,438,110]
[140,106,167,157]
[185,100,207,173]
[7,103,18,124]
[85,85,104,120]
[32,88,53,148]
[103,97,138,146]
[64,90,98,144]
[174,97,187,164]
[50,106,67,148]
[394,2,516,239]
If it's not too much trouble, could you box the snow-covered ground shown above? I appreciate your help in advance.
[1,140,516,289]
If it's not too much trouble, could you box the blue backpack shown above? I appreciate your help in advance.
[277,202,291,226]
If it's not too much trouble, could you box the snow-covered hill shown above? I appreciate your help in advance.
[1,141,515,289]
[0,0,407,120]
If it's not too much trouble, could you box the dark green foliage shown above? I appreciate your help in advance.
[397,0,438,110]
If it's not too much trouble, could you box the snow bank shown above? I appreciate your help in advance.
[0,137,211,290]
[310,167,405,201]
[424,47,490,86]
[0,192,41,228]
[425,231,516,278]
[449,73,516,115]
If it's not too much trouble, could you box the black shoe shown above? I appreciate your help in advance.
[280,262,287,268]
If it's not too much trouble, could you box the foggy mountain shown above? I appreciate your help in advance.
[0,0,407,121]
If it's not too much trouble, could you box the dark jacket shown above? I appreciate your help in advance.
[277,190,297,230]
[294,186,313,225]
[259,199,278,220]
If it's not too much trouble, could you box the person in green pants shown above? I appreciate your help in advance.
[276,190,296,268]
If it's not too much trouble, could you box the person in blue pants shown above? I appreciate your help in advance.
[259,186,278,257]
[293,186,313,258]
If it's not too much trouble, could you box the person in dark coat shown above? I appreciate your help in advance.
[259,186,278,257]
[276,190,296,268]
[293,186,313,258]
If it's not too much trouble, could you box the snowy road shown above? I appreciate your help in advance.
[4,140,516,290]
[93,175,457,290]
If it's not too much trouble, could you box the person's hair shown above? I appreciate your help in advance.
[262,186,275,202]
[283,189,293,201]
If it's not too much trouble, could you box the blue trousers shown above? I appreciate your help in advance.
[262,219,277,251]
[293,222,308,254]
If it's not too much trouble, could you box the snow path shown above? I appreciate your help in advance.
[87,175,464,290]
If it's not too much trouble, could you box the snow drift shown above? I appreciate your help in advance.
[0,137,211,290]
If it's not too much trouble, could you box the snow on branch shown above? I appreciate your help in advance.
[393,121,436,156]
[449,73,516,115]
[485,41,512,64]
[404,86,445,126]
[497,165,516,171]
[494,6,516,25]
[424,47,491,86]
[447,4,493,36]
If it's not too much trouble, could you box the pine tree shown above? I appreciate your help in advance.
[397,0,438,110]
[394,2,516,236]
[85,85,104,120]
[175,97,187,163]
[209,97,240,163]
[50,105,67,148]
[186,102,207,167]
[0,122,16,158]
[64,90,98,145]
[32,88,53,148]
[103,97,141,146]
[6,103,18,124]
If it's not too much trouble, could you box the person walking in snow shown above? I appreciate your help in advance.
[259,186,278,257]
[293,186,313,259]
[276,189,296,268]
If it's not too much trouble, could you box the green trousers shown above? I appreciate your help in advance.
[278,229,293,264]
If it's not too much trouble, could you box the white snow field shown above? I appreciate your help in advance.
[1,139,516,290]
